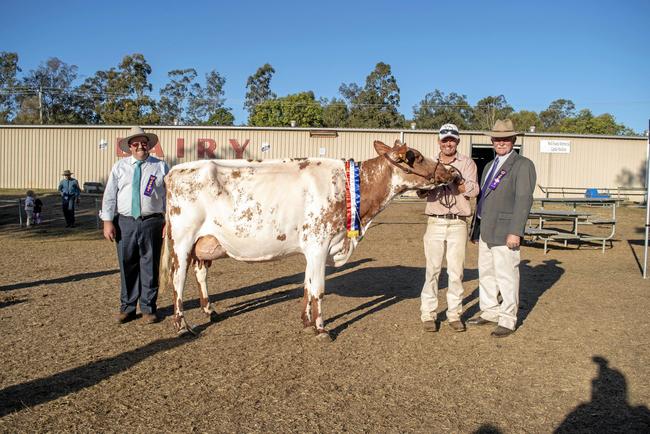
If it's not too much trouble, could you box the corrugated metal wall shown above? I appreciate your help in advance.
[0,125,646,192]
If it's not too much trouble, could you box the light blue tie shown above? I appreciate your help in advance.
[131,160,144,218]
[477,157,499,218]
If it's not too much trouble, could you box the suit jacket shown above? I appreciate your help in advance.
[470,152,536,247]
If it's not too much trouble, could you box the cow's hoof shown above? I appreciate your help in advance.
[315,330,332,342]
[177,325,196,337]
[206,310,219,322]
[173,316,196,336]
[302,326,317,335]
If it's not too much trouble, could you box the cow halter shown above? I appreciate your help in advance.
[382,153,440,182]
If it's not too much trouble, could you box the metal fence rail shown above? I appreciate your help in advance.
[538,185,647,203]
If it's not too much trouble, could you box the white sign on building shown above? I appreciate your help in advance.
[540,140,571,153]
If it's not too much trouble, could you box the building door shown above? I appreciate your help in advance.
[471,145,520,182]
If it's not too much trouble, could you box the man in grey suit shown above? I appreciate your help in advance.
[468,119,536,337]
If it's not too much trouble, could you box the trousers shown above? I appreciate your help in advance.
[420,216,468,322]
[477,237,520,330]
[115,214,164,314]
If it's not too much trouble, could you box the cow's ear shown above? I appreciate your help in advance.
[395,143,408,161]
[374,140,392,155]
[393,139,403,148]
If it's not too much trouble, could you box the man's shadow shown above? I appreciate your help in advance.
[555,356,650,433]
[461,259,564,326]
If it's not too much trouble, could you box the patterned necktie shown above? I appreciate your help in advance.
[477,157,499,218]
[131,160,144,218]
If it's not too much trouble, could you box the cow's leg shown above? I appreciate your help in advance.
[304,250,331,341]
[171,244,195,336]
[193,260,218,322]
[301,286,315,331]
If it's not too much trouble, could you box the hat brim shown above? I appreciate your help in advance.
[484,131,523,138]
[439,133,460,140]
[118,132,159,153]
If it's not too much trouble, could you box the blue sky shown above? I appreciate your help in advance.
[2,0,649,133]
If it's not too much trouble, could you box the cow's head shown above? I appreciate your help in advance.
[374,140,460,189]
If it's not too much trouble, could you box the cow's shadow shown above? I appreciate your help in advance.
[168,260,480,340]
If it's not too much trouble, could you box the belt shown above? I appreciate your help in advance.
[430,214,467,221]
[121,213,164,221]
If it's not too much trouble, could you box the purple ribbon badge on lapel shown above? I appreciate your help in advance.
[488,170,507,191]
[143,175,156,197]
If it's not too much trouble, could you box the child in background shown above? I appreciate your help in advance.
[34,194,43,224]
[24,190,35,227]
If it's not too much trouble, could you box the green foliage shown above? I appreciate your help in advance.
[78,53,159,125]
[470,95,513,130]
[557,109,630,135]
[250,91,323,127]
[509,110,542,133]
[245,63,276,122]
[412,90,472,129]
[15,57,90,124]
[339,62,405,128]
[206,107,235,126]
[539,99,576,130]
[0,52,21,123]
[159,68,198,125]
[322,97,349,127]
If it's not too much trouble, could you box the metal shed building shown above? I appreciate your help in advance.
[0,125,646,196]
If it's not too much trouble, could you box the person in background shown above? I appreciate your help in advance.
[33,195,43,224]
[418,123,479,333]
[58,170,81,228]
[24,190,35,227]
[101,126,169,325]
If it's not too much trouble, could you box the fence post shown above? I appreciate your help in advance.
[95,198,100,229]
[18,198,23,227]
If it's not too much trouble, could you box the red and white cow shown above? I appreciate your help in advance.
[159,140,459,338]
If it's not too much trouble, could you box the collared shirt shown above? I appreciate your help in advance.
[58,178,81,197]
[481,150,515,189]
[424,152,479,217]
[101,155,169,221]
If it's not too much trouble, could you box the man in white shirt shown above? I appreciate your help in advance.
[101,126,169,324]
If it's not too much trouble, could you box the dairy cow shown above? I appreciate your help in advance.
[159,140,459,338]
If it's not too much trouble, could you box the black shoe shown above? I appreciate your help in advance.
[491,325,515,338]
[467,316,497,326]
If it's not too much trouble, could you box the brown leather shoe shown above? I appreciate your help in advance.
[491,325,515,338]
[448,320,466,332]
[422,320,438,332]
[117,311,137,324]
[467,316,497,326]
[142,312,160,324]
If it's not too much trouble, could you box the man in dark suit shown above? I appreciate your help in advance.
[468,119,536,337]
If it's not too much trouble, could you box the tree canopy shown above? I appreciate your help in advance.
[0,52,640,135]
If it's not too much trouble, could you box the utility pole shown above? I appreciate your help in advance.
[38,85,43,124]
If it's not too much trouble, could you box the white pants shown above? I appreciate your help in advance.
[420,217,468,322]
[25,209,34,227]
[478,237,520,330]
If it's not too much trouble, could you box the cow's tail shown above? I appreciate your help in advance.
[158,211,172,294]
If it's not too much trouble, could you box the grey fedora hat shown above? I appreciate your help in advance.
[118,126,159,152]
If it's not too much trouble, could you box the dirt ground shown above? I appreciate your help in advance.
[0,191,649,433]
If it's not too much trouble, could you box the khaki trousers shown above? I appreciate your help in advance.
[420,217,468,322]
[478,237,520,330]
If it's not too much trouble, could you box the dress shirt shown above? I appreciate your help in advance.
[424,153,479,217]
[101,155,169,221]
[481,150,514,189]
